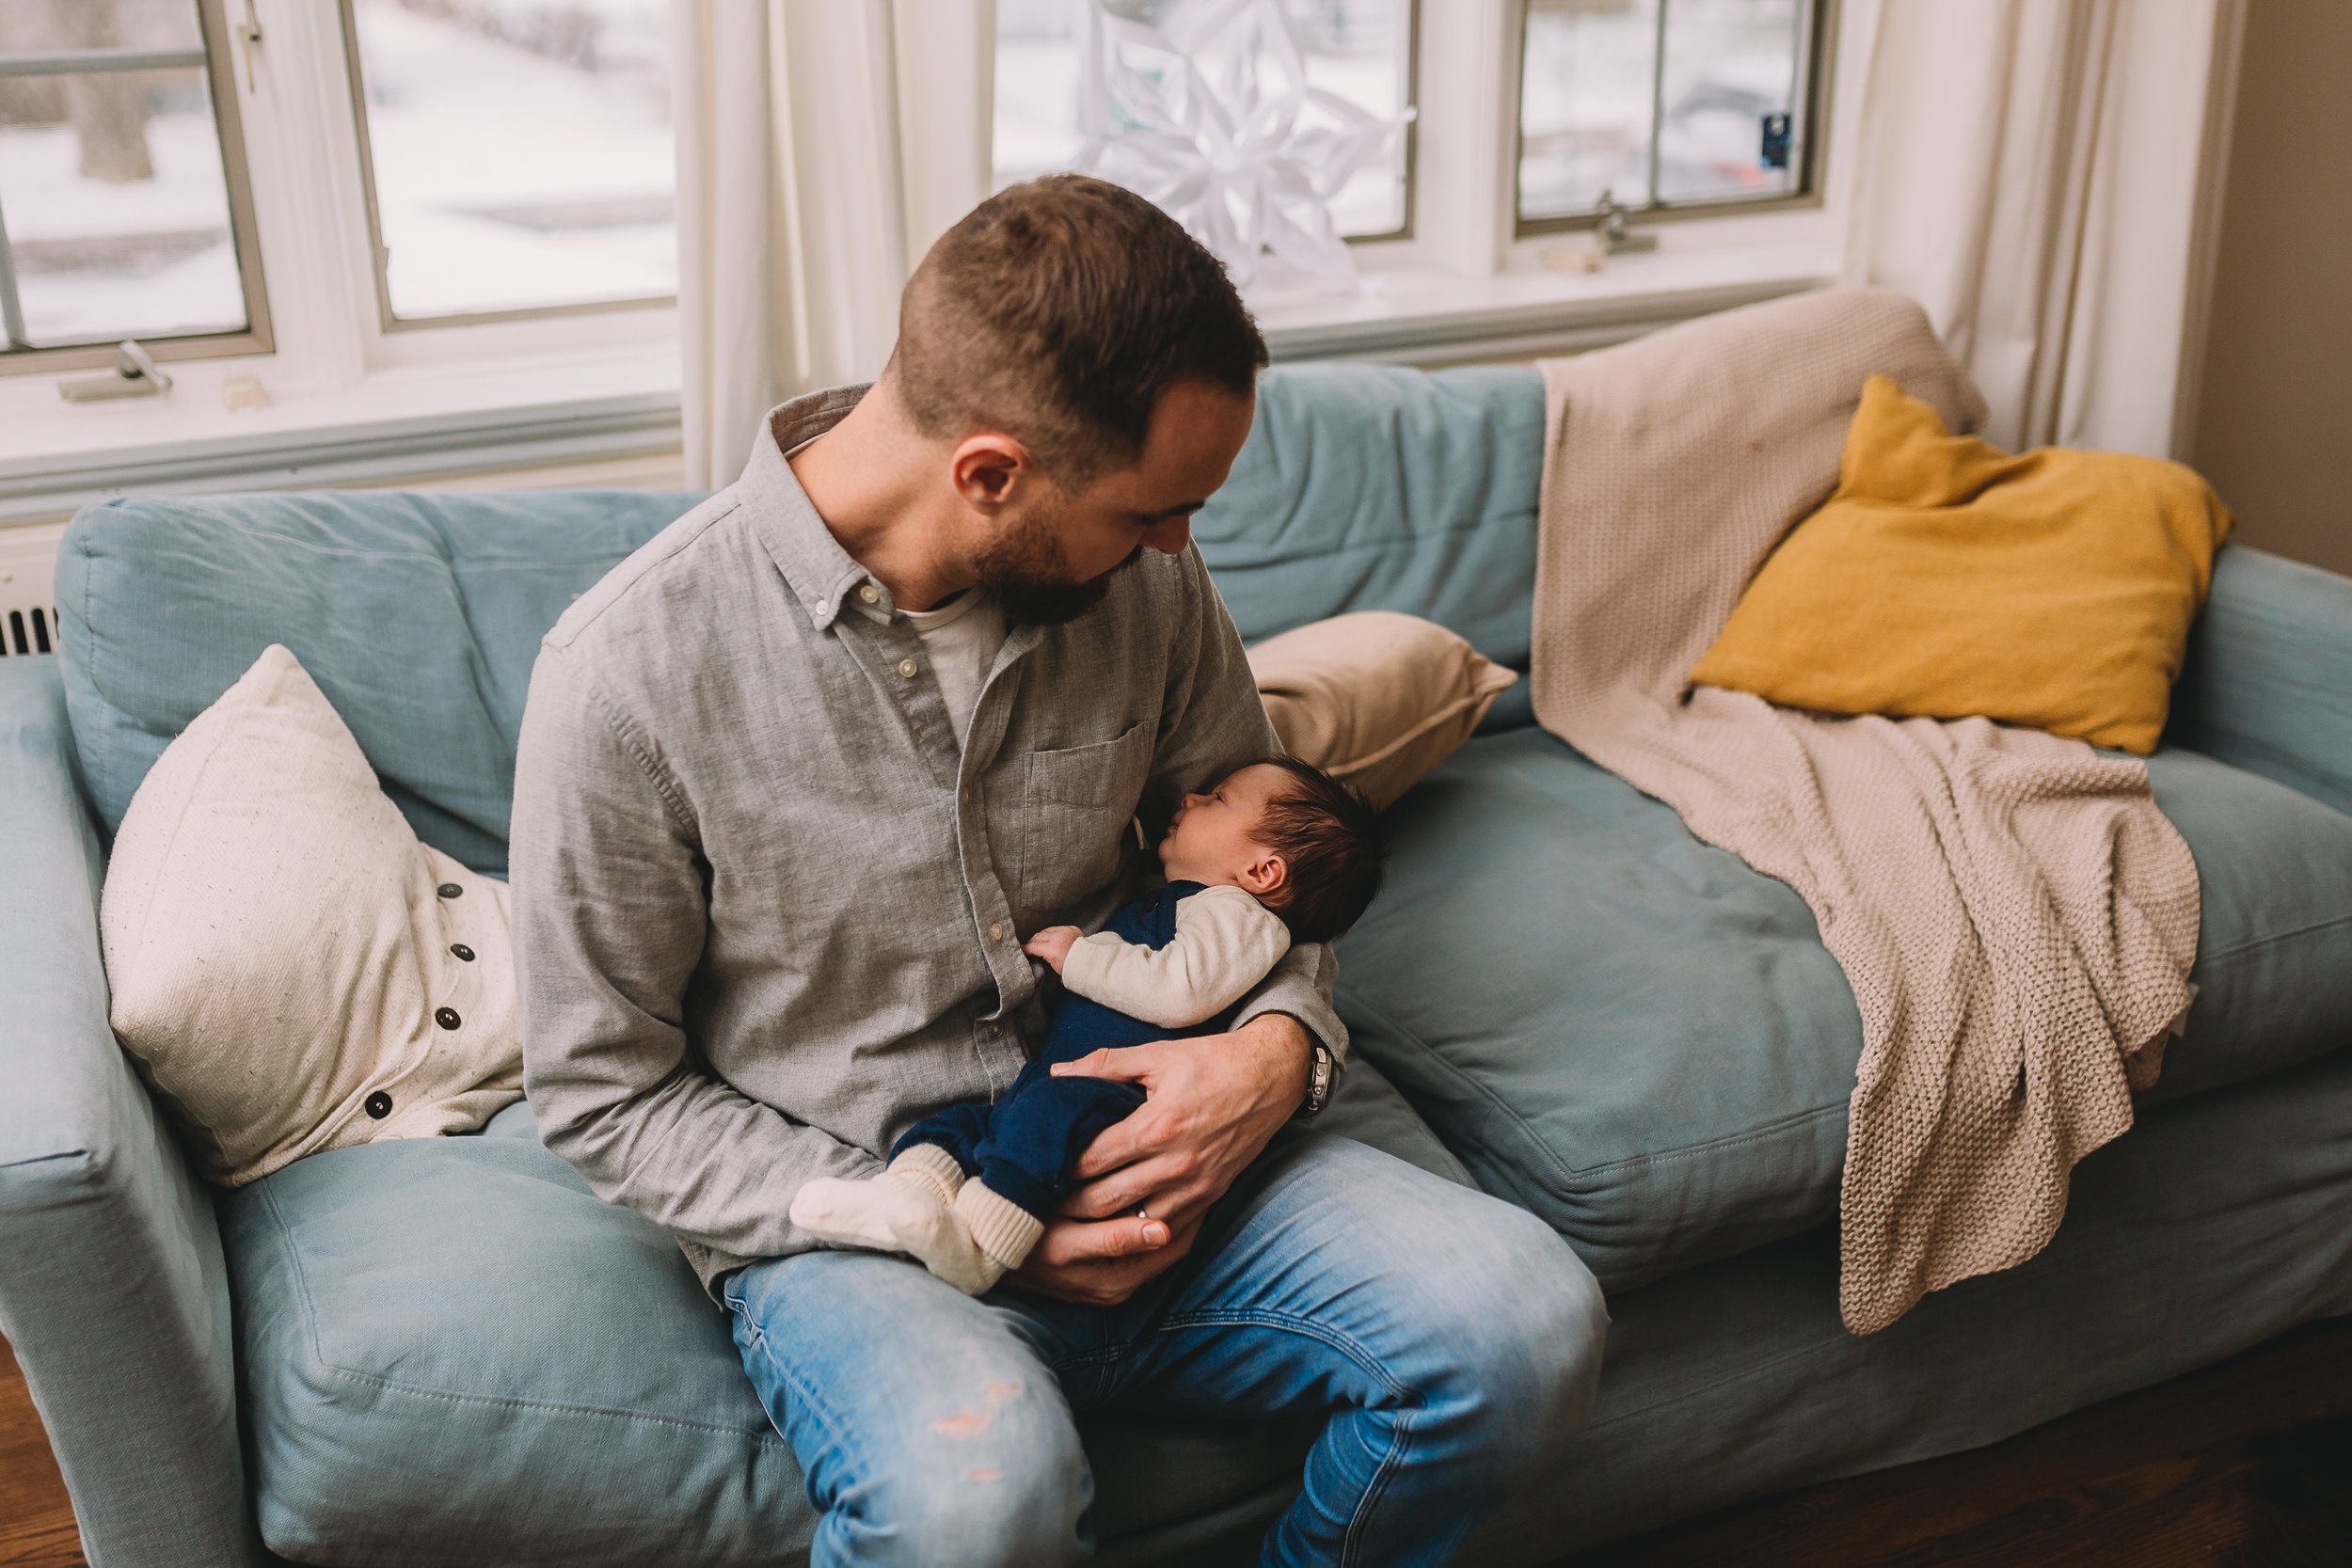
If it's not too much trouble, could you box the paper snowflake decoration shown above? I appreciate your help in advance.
[1072,0,1413,293]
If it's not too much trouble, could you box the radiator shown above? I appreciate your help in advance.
[0,525,64,660]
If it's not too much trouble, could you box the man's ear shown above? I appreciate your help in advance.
[1241,852,1288,899]
[949,434,1039,515]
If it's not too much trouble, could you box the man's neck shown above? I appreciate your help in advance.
[785,391,976,613]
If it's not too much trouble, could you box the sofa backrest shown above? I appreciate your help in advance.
[56,363,1546,875]
[57,490,701,875]
[1192,363,1544,666]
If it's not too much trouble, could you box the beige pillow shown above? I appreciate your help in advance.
[1248,611,1519,809]
[101,644,522,1186]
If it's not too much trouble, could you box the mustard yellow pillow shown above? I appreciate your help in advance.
[1690,374,2233,754]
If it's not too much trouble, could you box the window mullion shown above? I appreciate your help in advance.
[230,0,376,392]
[1645,0,1669,209]
[1411,0,1518,278]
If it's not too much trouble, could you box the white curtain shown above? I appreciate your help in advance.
[1837,0,2246,458]
[672,1,997,488]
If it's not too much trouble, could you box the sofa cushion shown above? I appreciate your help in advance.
[221,1067,1462,1567]
[56,490,702,875]
[1336,727,2352,1291]
[1192,363,1545,665]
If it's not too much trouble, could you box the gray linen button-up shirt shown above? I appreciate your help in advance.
[511,386,1345,1291]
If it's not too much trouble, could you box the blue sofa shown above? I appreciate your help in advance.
[7,361,2352,1568]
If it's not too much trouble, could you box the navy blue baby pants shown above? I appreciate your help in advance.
[894,880,1245,1220]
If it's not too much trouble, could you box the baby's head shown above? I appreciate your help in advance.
[1159,758,1386,943]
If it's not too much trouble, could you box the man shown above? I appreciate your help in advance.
[513,175,1606,1568]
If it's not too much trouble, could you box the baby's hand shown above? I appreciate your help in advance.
[1023,925,1082,974]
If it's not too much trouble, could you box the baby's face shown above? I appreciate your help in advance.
[1159,763,1289,887]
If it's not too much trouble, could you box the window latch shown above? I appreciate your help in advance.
[58,340,175,404]
[1591,189,1659,257]
[233,0,264,94]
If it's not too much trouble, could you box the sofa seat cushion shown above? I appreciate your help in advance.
[1336,728,2352,1292]
[221,1066,1463,1567]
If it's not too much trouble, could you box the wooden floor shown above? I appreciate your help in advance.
[8,1318,2352,1567]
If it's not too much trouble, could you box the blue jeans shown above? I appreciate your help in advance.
[724,1132,1609,1568]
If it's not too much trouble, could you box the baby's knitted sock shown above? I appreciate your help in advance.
[955,1180,1046,1276]
[886,1143,965,1210]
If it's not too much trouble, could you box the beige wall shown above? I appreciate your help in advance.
[2191,0,2352,578]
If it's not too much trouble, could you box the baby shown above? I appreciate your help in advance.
[790,756,1384,1294]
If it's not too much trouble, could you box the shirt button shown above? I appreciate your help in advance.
[364,1091,392,1119]
[437,882,462,899]
[450,942,475,962]
[812,600,828,617]
[897,657,918,678]
[990,922,1005,942]
[859,584,880,604]
[435,1006,462,1030]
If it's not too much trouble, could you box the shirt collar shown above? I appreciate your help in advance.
[739,384,887,632]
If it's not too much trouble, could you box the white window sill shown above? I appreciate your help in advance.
[1255,233,1836,367]
[0,340,684,527]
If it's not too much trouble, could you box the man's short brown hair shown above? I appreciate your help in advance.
[891,175,1268,485]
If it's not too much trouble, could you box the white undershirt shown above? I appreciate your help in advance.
[900,589,1007,747]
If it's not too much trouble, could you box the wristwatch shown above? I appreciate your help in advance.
[1295,1039,1335,1120]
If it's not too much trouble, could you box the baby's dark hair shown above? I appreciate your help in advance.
[1252,756,1386,945]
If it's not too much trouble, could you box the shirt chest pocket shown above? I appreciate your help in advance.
[1012,721,1154,920]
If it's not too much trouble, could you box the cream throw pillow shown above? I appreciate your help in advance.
[1248,611,1519,809]
[101,643,523,1186]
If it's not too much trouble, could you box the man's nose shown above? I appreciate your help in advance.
[1143,517,1192,555]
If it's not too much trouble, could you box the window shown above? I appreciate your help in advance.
[993,0,1418,245]
[0,0,269,371]
[340,0,676,326]
[1517,0,1823,231]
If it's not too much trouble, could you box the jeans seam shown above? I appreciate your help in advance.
[1341,1408,1416,1568]
[1149,1308,1415,1404]
[1149,1307,1423,1562]
[731,1294,871,1481]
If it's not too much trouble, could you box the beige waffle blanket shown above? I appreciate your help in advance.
[1530,288,2201,1333]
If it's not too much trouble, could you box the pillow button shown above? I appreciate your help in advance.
[449,942,475,962]
[437,882,463,899]
[364,1091,392,1119]
[435,1006,461,1030]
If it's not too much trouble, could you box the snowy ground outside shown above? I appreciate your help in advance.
[351,0,675,320]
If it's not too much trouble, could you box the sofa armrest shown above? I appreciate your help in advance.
[0,657,265,1568]
[2168,546,2352,819]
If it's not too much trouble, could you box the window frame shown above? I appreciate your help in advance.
[0,0,276,378]
[1510,0,1837,240]
[1332,0,1422,248]
[332,0,679,334]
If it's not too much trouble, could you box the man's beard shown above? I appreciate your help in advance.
[971,498,1139,626]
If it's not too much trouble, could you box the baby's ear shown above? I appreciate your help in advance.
[1243,852,1288,897]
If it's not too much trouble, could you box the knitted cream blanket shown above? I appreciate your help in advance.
[1530,288,2201,1334]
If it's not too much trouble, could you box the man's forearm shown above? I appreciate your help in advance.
[530,1054,884,1262]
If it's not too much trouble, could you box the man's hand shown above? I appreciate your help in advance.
[1009,1012,1313,1307]
[1022,925,1082,974]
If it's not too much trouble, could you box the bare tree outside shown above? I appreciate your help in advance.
[0,0,204,180]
